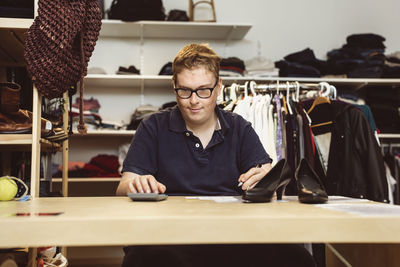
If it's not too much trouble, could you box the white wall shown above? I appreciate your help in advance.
[91,0,400,83]
[68,0,400,162]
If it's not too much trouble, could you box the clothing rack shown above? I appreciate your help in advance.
[224,81,336,99]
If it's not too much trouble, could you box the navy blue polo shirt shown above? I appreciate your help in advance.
[122,106,272,196]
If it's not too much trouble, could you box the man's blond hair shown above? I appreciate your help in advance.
[172,43,221,83]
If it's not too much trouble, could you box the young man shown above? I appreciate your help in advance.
[116,43,272,196]
[116,44,316,267]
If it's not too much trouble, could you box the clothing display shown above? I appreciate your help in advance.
[302,99,388,202]
[54,154,121,178]
[275,48,327,77]
[223,81,389,202]
[220,57,246,76]
[326,33,387,78]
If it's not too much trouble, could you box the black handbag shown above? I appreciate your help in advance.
[108,0,166,21]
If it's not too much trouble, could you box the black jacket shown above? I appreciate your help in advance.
[306,100,388,203]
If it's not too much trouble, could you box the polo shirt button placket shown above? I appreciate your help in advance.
[195,143,200,148]
[185,132,190,137]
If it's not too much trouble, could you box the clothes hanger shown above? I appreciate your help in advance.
[244,81,249,99]
[286,81,293,115]
[230,83,237,102]
[249,81,257,97]
[276,80,280,96]
[295,81,300,102]
[217,84,225,104]
[330,85,337,100]
[307,82,334,128]
[306,82,331,114]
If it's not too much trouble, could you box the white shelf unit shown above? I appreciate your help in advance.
[85,74,400,88]
[100,20,252,40]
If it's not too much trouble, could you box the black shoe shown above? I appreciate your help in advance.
[295,158,328,204]
[242,159,292,203]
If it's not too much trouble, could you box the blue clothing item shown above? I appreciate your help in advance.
[122,106,272,196]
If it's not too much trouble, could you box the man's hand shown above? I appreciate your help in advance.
[116,172,166,196]
[238,163,272,190]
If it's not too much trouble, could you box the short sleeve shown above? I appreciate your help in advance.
[121,117,158,175]
[239,122,272,173]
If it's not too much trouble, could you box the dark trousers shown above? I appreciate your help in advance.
[122,244,316,267]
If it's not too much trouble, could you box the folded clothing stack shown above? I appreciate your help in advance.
[384,51,400,78]
[275,48,328,77]
[54,154,121,178]
[220,57,245,77]
[127,104,159,130]
[326,33,386,78]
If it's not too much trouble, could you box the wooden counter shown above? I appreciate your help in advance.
[0,196,400,248]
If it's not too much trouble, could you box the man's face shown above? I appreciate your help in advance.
[174,66,221,128]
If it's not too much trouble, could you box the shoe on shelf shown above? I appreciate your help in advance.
[242,159,292,203]
[295,158,328,204]
[42,128,68,142]
[0,110,52,135]
[116,65,140,75]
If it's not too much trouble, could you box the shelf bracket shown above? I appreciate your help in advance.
[223,25,236,58]
[140,78,145,105]
[139,23,144,74]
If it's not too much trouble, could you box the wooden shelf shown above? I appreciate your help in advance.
[0,134,32,145]
[85,74,400,88]
[70,130,135,137]
[43,177,121,182]
[0,134,61,151]
[0,18,32,30]
[100,20,252,40]
[85,74,171,88]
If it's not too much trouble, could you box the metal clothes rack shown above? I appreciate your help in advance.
[224,81,334,95]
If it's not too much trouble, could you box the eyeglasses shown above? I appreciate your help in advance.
[174,79,219,99]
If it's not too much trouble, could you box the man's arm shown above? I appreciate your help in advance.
[237,163,272,190]
[116,171,166,196]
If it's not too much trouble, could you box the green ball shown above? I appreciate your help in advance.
[0,177,18,201]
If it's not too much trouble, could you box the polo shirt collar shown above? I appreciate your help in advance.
[169,106,230,135]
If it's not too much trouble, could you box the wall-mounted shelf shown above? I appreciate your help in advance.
[70,130,135,137]
[85,74,400,88]
[100,20,252,40]
[85,74,171,88]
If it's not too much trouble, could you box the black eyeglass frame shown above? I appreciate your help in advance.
[174,78,219,99]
